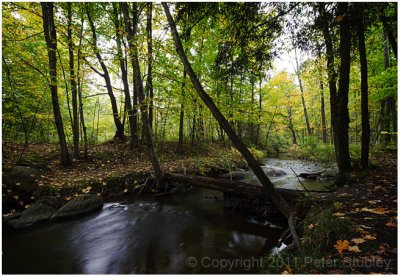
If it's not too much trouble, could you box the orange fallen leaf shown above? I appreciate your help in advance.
[334,240,349,254]
[333,212,345,217]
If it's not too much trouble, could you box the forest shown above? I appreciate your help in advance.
[2,2,398,274]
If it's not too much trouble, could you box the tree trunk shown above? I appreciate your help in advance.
[316,45,327,143]
[122,2,164,187]
[288,106,297,145]
[379,3,397,60]
[163,3,294,220]
[77,14,88,158]
[355,4,370,169]
[85,5,125,142]
[146,3,154,129]
[335,2,352,173]
[178,70,186,152]
[67,3,80,158]
[112,3,137,149]
[41,2,71,166]
[294,46,312,136]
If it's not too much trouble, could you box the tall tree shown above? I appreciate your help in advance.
[355,4,370,168]
[163,3,301,249]
[122,2,164,187]
[41,2,71,166]
[145,2,154,129]
[67,3,80,158]
[335,2,352,172]
[111,3,137,149]
[85,4,125,142]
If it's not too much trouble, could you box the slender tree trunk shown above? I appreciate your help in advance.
[41,2,71,166]
[112,3,137,149]
[335,2,352,173]
[355,4,370,169]
[85,5,125,141]
[316,45,327,143]
[67,3,80,158]
[379,3,397,60]
[163,3,296,223]
[256,74,263,144]
[288,106,297,145]
[294,46,312,136]
[77,14,88,158]
[146,2,154,129]
[122,2,164,187]
[178,70,186,152]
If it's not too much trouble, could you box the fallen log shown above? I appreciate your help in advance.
[164,173,304,202]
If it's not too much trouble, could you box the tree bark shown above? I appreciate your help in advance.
[67,3,80,158]
[379,3,397,60]
[178,70,186,152]
[77,13,88,158]
[122,2,164,187]
[146,2,154,129]
[112,3,137,149]
[163,3,293,219]
[335,2,352,173]
[294,46,312,136]
[316,45,327,143]
[85,5,125,142]
[355,4,370,169]
[41,2,71,166]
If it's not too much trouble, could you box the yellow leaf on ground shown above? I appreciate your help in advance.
[333,212,345,216]
[361,207,389,215]
[334,240,349,254]
[351,238,366,244]
[363,234,377,240]
[348,245,362,253]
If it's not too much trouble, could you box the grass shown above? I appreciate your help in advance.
[262,201,354,274]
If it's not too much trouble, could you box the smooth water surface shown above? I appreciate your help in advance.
[3,188,284,274]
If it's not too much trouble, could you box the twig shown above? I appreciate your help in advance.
[291,167,312,197]
[153,183,186,197]
[139,176,150,194]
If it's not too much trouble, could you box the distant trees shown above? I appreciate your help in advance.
[2,2,397,171]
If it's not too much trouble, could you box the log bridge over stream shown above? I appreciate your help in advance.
[163,173,307,215]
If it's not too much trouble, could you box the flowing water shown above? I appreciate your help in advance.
[2,157,334,274]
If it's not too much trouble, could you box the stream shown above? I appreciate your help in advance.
[2,157,335,274]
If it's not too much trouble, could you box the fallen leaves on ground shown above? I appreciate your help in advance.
[334,240,350,254]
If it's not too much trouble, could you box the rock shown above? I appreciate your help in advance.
[265,168,287,177]
[36,195,60,209]
[218,171,246,180]
[3,166,41,194]
[12,203,56,228]
[2,194,21,211]
[52,194,103,219]
[321,169,336,180]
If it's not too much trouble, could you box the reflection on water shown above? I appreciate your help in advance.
[3,188,284,274]
[243,157,336,191]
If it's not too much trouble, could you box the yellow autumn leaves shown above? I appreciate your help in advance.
[334,234,376,254]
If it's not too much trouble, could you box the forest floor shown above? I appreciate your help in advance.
[268,151,397,274]
[2,141,262,211]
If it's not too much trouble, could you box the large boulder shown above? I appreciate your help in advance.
[12,203,56,228]
[36,195,60,209]
[3,166,41,194]
[52,195,103,219]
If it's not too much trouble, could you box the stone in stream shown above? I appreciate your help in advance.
[11,203,57,228]
[265,167,287,177]
[36,195,60,209]
[52,194,103,219]
[3,166,41,194]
